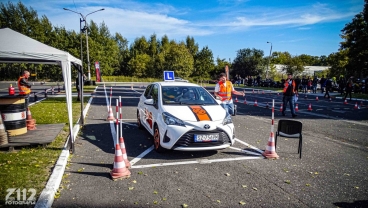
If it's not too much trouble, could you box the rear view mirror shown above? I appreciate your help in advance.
[144,99,154,105]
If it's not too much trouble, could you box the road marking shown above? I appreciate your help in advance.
[331,110,346,113]
[130,145,155,166]
[228,146,262,156]
[130,156,264,169]
[300,111,368,127]
[234,138,264,154]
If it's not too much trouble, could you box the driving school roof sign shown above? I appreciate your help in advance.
[164,71,175,81]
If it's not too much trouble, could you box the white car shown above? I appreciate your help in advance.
[137,82,235,152]
[174,77,189,82]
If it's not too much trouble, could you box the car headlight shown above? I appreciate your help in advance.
[162,112,186,126]
[222,113,233,125]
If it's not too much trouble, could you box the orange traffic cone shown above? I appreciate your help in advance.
[266,102,269,108]
[110,143,131,180]
[295,104,299,112]
[354,102,359,110]
[119,136,131,169]
[344,99,348,104]
[254,100,258,107]
[279,103,283,112]
[235,96,238,102]
[308,103,312,111]
[316,96,319,101]
[262,132,279,159]
[106,106,115,121]
[243,98,247,104]
[26,108,36,130]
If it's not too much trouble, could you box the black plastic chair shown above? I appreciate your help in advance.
[275,119,303,159]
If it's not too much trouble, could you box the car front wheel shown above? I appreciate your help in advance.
[153,125,165,153]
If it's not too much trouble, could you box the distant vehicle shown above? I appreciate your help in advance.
[174,77,189,82]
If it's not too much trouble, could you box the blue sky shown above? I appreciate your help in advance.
[7,0,364,60]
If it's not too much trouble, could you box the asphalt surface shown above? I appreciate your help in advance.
[1,82,368,207]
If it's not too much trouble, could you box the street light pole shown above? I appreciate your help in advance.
[266,41,273,79]
[63,8,105,81]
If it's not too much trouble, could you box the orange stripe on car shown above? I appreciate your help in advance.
[188,106,212,121]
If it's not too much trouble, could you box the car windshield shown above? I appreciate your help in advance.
[161,86,217,105]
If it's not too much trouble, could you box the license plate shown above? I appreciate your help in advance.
[194,134,219,142]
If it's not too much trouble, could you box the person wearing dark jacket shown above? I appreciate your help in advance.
[18,71,32,96]
[295,76,301,92]
[338,77,346,95]
[344,77,354,101]
[18,70,32,116]
[282,73,297,118]
[324,77,332,99]
[320,75,326,93]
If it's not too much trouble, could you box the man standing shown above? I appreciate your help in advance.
[320,75,326,93]
[214,73,245,116]
[18,70,32,115]
[324,77,332,99]
[312,76,318,93]
[282,73,297,118]
[18,71,32,96]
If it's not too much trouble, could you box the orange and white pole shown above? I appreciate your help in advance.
[116,99,119,145]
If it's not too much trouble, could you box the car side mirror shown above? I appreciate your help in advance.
[144,99,154,105]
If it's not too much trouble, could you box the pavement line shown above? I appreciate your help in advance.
[35,87,97,208]
[130,145,155,166]
[234,138,264,154]
[228,146,262,156]
[130,156,264,169]
[300,111,368,127]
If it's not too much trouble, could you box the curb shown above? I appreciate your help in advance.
[34,86,98,208]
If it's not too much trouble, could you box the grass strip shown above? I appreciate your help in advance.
[0,97,87,204]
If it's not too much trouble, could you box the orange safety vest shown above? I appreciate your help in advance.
[218,81,233,101]
[283,80,296,94]
[18,76,31,95]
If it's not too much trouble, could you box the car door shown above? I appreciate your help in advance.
[142,84,160,135]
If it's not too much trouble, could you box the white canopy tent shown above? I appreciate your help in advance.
[0,27,82,150]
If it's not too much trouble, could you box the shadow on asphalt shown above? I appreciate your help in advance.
[333,200,368,208]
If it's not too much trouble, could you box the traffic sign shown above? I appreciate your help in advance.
[163,71,175,81]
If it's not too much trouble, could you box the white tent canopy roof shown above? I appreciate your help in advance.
[0,28,81,65]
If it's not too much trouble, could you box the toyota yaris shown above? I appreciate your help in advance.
[137,82,235,152]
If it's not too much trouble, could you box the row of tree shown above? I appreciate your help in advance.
[0,1,367,82]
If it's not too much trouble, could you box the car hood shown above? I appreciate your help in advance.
[162,105,226,122]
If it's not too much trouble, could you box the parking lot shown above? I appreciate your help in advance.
[40,84,366,207]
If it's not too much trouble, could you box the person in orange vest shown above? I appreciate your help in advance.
[282,73,297,118]
[18,70,32,114]
[214,73,245,116]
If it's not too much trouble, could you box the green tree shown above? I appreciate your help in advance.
[164,42,194,78]
[212,58,231,80]
[192,46,215,81]
[128,54,151,78]
[327,50,349,78]
[185,36,199,58]
[280,56,305,75]
[340,0,368,78]
[114,32,130,75]
[232,48,264,77]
